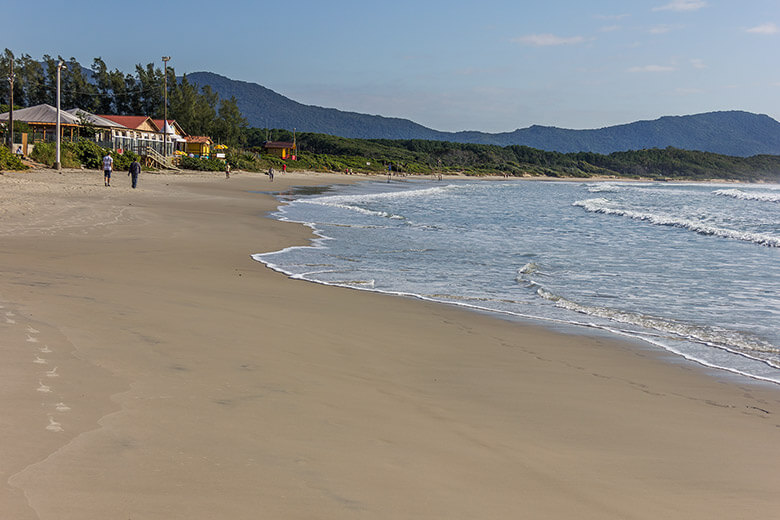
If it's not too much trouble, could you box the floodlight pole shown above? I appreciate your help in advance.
[7,58,14,152]
[55,60,67,171]
[162,56,171,160]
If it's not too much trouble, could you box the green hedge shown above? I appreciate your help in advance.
[179,156,227,171]
[29,141,81,168]
[0,146,28,170]
[29,139,139,170]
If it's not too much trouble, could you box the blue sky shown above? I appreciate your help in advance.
[4,0,779,132]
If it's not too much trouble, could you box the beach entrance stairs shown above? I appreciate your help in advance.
[144,147,180,171]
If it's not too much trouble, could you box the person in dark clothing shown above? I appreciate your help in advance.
[128,159,141,189]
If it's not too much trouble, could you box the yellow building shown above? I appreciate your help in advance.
[185,136,213,158]
[263,141,296,160]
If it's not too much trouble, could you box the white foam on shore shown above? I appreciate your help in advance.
[573,197,780,247]
[255,252,780,385]
[253,179,780,386]
[714,188,780,203]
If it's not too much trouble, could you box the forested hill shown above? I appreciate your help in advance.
[184,72,447,141]
[186,71,780,157]
[450,112,780,157]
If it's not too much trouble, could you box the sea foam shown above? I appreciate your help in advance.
[573,197,780,247]
[713,188,780,203]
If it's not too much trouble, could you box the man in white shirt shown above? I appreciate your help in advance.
[103,152,113,187]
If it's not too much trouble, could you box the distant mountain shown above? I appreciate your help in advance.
[185,71,780,157]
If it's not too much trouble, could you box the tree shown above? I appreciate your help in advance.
[135,62,163,117]
[212,96,247,146]
[92,57,113,113]
[109,68,131,114]
[65,57,98,111]
[168,74,199,134]
[0,49,11,106]
[18,53,47,106]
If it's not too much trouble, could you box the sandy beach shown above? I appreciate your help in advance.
[1,166,779,519]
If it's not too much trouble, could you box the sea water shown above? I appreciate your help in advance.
[253,179,780,384]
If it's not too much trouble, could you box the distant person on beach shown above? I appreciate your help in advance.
[102,152,113,187]
[282,163,286,173]
[268,167,274,182]
[225,162,231,179]
[128,159,141,189]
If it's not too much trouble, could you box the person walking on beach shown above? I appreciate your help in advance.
[225,162,231,179]
[268,167,274,182]
[102,152,113,187]
[128,159,141,189]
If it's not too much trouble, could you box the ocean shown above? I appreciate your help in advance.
[253,178,780,384]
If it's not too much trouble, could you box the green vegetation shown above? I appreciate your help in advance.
[240,131,780,182]
[0,50,248,147]
[30,139,140,170]
[0,145,28,170]
[181,72,780,158]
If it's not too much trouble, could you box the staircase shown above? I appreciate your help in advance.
[144,147,180,170]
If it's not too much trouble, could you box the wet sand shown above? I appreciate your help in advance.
[1,167,779,519]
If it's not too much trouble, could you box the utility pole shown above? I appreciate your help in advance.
[55,60,67,171]
[7,56,14,152]
[162,56,170,160]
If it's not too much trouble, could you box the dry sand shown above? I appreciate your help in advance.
[1,167,779,519]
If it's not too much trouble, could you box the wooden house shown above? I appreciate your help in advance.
[185,136,213,158]
[0,104,81,148]
[263,141,296,159]
[98,115,167,155]
[153,119,188,154]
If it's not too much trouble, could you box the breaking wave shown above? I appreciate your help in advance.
[573,198,780,247]
[713,188,780,203]
[534,285,780,370]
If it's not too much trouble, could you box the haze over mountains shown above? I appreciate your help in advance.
[186,72,780,157]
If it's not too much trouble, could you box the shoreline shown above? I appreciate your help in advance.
[257,174,780,388]
[2,167,779,519]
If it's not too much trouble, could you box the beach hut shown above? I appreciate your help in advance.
[185,136,213,158]
[263,141,296,159]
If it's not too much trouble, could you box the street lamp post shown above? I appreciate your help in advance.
[54,60,67,171]
[7,58,14,153]
[162,56,171,161]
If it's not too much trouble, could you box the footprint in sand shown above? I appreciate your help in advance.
[39,345,52,353]
[46,367,59,378]
[26,335,39,343]
[27,326,40,334]
[33,355,47,364]
[46,416,63,432]
[37,380,51,393]
[55,402,71,412]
